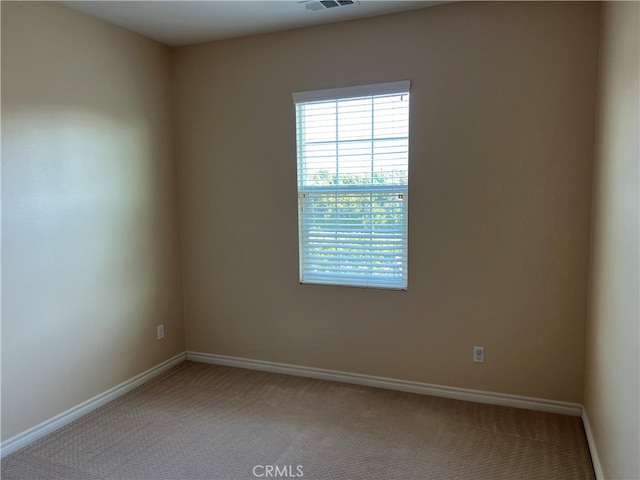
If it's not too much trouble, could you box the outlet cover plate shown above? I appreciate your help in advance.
[473,346,484,363]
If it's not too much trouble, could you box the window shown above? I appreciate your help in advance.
[293,81,410,290]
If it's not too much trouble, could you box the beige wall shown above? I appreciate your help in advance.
[4,0,624,451]
[175,2,600,403]
[1,2,184,440]
[584,2,640,478]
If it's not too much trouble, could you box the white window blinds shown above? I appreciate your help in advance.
[293,81,410,290]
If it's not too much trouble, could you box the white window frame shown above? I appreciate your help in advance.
[293,81,410,290]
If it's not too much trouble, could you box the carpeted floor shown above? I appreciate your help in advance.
[2,361,595,480]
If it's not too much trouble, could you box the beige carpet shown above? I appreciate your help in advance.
[2,361,595,479]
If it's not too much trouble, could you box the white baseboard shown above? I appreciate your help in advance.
[186,351,583,417]
[2,351,586,459]
[1,353,186,458]
[581,408,604,480]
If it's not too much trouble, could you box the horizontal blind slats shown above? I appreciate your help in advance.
[295,84,409,289]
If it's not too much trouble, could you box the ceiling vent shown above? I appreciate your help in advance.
[301,0,358,12]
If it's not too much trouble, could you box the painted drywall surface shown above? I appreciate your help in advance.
[175,2,600,403]
[584,2,640,478]
[1,2,184,440]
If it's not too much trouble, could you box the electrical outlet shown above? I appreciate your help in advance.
[157,324,165,340]
[473,346,484,363]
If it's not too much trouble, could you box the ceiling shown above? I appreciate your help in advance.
[58,1,446,47]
